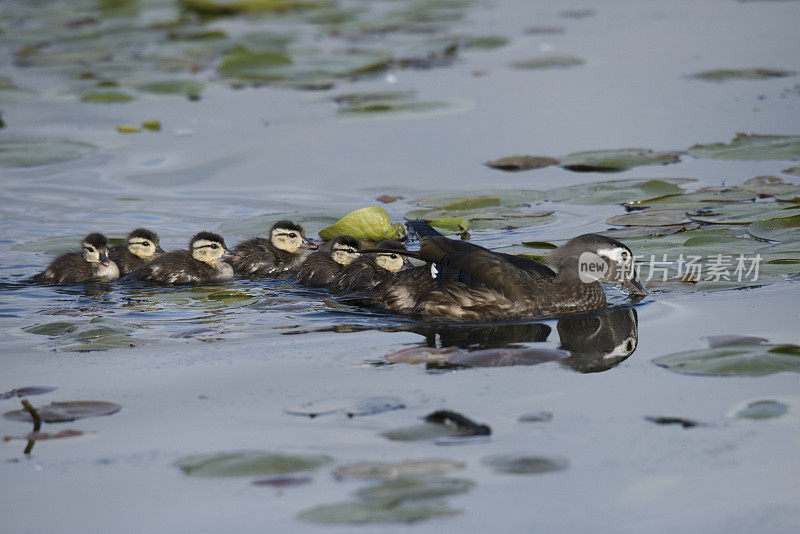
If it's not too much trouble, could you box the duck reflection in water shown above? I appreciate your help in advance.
[386,307,638,373]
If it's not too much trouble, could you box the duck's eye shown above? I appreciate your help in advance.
[626,340,634,351]
[210,244,219,249]
[289,233,297,238]
[84,246,94,252]
[620,251,630,262]
[389,255,398,260]
[142,241,150,247]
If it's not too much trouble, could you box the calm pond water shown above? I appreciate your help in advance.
[2,0,800,532]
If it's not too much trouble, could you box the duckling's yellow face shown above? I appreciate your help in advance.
[271,228,304,253]
[127,237,159,259]
[192,239,225,263]
[331,243,359,266]
[375,252,404,273]
[82,242,109,265]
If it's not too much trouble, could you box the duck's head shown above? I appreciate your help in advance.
[82,233,111,266]
[548,234,647,296]
[126,228,163,259]
[270,220,317,253]
[330,235,361,266]
[190,231,232,263]
[374,239,408,273]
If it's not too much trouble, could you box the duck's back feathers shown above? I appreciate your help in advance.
[134,250,228,285]
[109,246,143,275]
[33,251,119,284]
[372,264,437,313]
[230,237,306,275]
[292,252,342,287]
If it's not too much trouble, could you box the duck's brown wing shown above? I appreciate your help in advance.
[230,237,286,275]
[372,265,436,313]
[292,252,340,287]
[336,257,383,292]
[418,236,547,302]
[33,252,91,284]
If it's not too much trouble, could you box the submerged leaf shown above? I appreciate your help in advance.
[318,207,400,241]
[3,401,121,423]
[688,133,800,161]
[137,80,204,96]
[690,68,796,81]
[176,451,332,477]
[481,454,569,474]
[0,139,95,168]
[180,0,328,15]
[299,500,461,524]
[0,386,57,400]
[732,399,789,420]
[547,178,693,205]
[333,459,464,481]
[81,92,134,103]
[356,478,475,503]
[511,56,584,69]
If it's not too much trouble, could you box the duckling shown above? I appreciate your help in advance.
[291,235,361,287]
[228,220,317,275]
[375,220,646,320]
[32,233,119,284]
[109,228,164,276]
[134,231,233,285]
[334,239,409,292]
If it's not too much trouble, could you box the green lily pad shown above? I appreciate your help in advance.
[414,190,545,208]
[481,454,569,475]
[748,214,800,241]
[299,500,461,524]
[81,91,134,103]
[688,133,800,161]
[688,205,800,225]
[3,401,121,423]
[333,91,452,116]
[521,241,557,250]
[175,451,333,477]
[783,166,800,177]
[427,218,469,232]
[653,343,800,376]
[23,322,78,336]
[732,399,789,420]
[559,149,682,172]
[690,68,796,81]
[137,80,204,96]
[485,155,560,171]
[510,56,584,69]
[355,478,475,503]
[117,125,142,134]
[319,206,400,241]
[218,47,293,80]
[207,290,253,301]
[547,178,694,205]
[607,209,690,227]
[0,139,95,168]
[600,224,701,239]
[0,386,57,400]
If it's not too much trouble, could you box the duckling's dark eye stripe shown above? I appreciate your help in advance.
[195,244,220,249]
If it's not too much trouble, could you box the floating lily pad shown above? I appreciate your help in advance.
[607,209,690,227]
[175,451,332,477]
[299,500,461,524]
[218,47,293,80]
[137,80,204,96]
[333,459,464,481]
[23,322,78,336]
[117,125,142,134]
[704,335,768,348]
[511,56,584,70]
[485,155,559,171]
[319,207,400,241]
[690,68,796,81]
[547,178,693,205]
[336,91,451,116]
[481,454,569,475]
[783,166,800,177]
[81,91,134,103]
[0,386,57,400]
[521,241,558,249]
[285,396,405,417]
[414,190,545,208]
[0,138,95,168]
[381,422,462,441]
[600,224,701,239]
[356,478,475,503]
[3,401,121,423]
[252,475,313,487]
[206,289,253,301]
[518,412,553,423]
[427,218,469,233]
[688,133,800,161]
[559,149,682,172]
[733,399,789,420]
[688,204,800,224]
[748,214,800,241]
[653,343,800,376]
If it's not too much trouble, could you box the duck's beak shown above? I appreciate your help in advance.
[154,244,165,255]
[301,237,318,250]
[623,276,648,297]
[403,258,414,269]
[222,247,235,259]
[100,251,111,266]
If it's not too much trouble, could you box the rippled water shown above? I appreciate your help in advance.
[2,0,800,532]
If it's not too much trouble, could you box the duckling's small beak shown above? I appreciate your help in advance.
[623,276,648,297]
[100,251,110,266]
[301,237,318,250]
[222,247,235,259]
[402,258,414,269]
[154,244,165,255]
